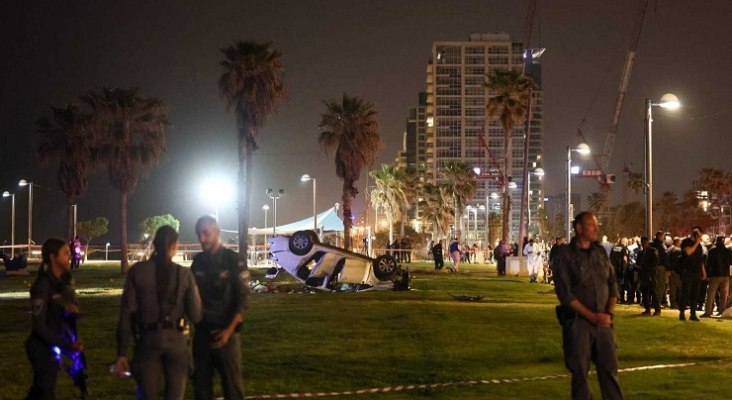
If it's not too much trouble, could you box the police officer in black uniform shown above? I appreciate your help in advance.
[25,238,83,400]
[115,226,203,400]
[192,216,250,400]
[637,237,661,316]
[554,212,622,400]
[432,240,444,270]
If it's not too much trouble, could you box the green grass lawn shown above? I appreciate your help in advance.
[2,262,732,399]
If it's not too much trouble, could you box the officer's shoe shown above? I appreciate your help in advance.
[690,314,700,322]
[641,310,651,316]
[679,312,686,321]
[653,310,661,316]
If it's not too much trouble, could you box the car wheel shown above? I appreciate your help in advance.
[373,254,399,281]
[289,230,315,256]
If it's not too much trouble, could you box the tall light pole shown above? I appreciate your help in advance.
[645,93,680,236]
[3,191,15,258]
[266,189,284,237]
[18,179,33,253]
[566,143,591,241]
[301,174,317,231]
[507,181,518,241]
[528,168,545,236]
[262,204,270,246]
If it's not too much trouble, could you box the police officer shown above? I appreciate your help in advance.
[637,237,661,316]
[651,231,670,307]
[432,239,444,271]
[25,238,83,400]
[192,216,250,400]
[554,212,622,400]
[115,226,203,400]
[679,227,707,321]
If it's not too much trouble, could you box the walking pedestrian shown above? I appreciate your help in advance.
[191,216,250,400]
[448,238,461,273]
[24,238,83,400]
[523,239,541,283]
[553,212,622,400]
[679,227,707,322]
[114,226,203,400]
[432,240,444,271]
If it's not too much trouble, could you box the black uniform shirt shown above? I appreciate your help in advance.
[668,246,682,274]
[554,240,619,314]
[29,269,78,350]
[651,238,669,269]
[680,238,704,275]
[432,243,443,258]
[609,245,628,271]
[707,245,731,277]
[192,246,250,329]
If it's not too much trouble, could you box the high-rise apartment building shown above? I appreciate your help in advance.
[418,32,545,243]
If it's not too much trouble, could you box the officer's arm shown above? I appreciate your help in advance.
[184,269,203,324]
[116,268,138,357]
[30,281,72,350]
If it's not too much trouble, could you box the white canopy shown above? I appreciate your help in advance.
[247,207,343,235]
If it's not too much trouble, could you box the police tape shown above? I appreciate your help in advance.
[222,358,732,400]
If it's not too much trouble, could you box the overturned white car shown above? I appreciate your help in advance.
[268,230,401,291]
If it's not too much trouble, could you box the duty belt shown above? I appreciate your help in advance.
[142,319,186,332]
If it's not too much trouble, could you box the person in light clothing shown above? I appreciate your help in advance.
[523,238,542,283]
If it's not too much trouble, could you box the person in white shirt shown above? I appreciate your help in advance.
[523,238,542,283]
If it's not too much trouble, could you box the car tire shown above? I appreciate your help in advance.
[373,254,399,281]
[289,230,317,256]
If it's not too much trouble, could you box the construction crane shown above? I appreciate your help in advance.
[578,0,650,188]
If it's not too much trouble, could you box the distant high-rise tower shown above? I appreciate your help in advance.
[421,32,545,243]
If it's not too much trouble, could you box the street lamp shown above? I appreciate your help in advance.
[301,174,317,231]
[18,179,33,253]
[2,191,15,258]
[645,93,680,236]
[266,188,284,237]
[528,168,545,236]
[201,179,234,222]
[566,143,591,241]
[466,205,485,243]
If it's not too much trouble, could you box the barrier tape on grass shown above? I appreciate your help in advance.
[225,358,732,399]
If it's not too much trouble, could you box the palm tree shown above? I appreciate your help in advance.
[627,172,645,199]
[36,103,93,241]
[369,164,406,243]
[81,87,170,273]
[420,183,454,240]
[485,69,536,242]
[319,94,382,250]
[654,191,680,235]
[439,161,477,239]
[219,40,286,257]
[396,167,419,237]
[587,191,608,214]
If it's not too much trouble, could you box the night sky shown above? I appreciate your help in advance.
[2,0,731,244]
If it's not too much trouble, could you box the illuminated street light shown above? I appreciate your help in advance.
[645,93,680,236]
[267,188,285,237]
[201,178,234,222]
[566,144,591,241]
[301,174,317,231]
[2,191,15,258]
[18,179,33,253]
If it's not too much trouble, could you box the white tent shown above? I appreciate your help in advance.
[247,207,343,235]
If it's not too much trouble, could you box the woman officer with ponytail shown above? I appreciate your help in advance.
[114,225,203,399]
[24,238,83,400]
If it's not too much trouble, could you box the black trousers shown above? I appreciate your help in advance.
[497,257,506,275]
[562,318,623,400]
[433,256,444,270]
[640,271,661,312]
[679,271,702,315]
[193,330,245,400]
[24,337,59,400]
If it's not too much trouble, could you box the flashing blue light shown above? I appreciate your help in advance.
[52,346,61,355]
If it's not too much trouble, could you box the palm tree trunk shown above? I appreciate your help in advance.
[66,196,75,242]
[399,212,406,238]
[342,182,355,250]
[237,125,254,265]
[120,191,129,273]
[502,131,512,242]
[518,92,532,247]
